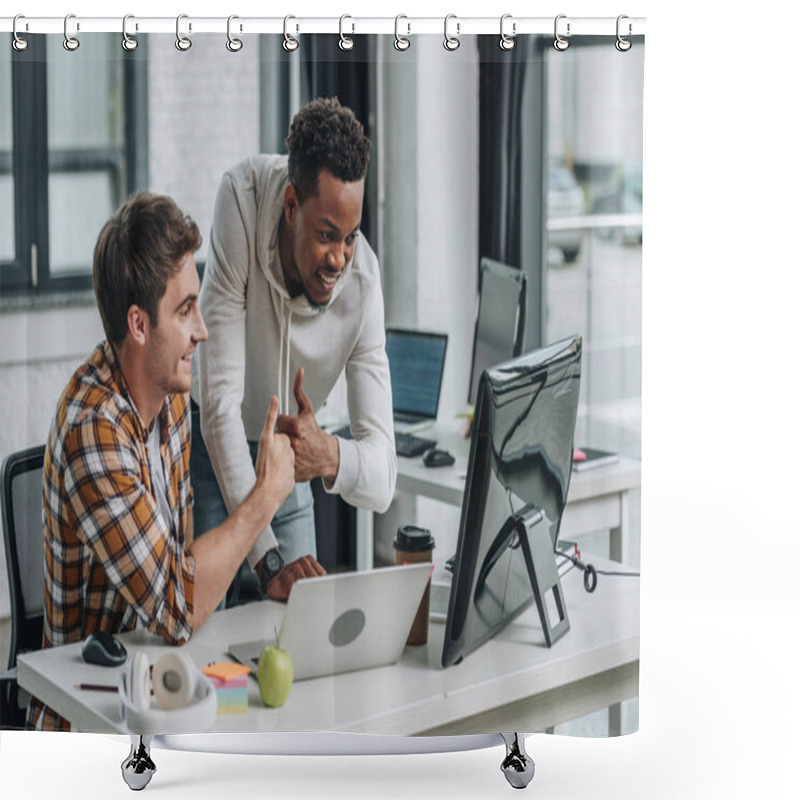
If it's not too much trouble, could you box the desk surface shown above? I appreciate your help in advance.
[19,554,639,737]
[395,421,641,508]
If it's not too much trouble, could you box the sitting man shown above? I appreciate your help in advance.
[191,97,396,603]
[28,193,324,731]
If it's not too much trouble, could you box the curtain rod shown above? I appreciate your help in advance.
[1,15,646,38]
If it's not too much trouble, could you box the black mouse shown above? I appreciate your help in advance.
[423,448,455,468]
[82,631,128,667]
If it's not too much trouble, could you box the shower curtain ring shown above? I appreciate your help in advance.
[63,14,80,51]
[443,14,460,51]
[339,15,355,51]
[394,15,411,51]
[226,15,243,52]
[554,14,570,51]
[176,14,192,51]
[499,14,516,50]
[616,15,632,51]
[12,15,29,51]
[122,15,138,51]
[283,15,299,51]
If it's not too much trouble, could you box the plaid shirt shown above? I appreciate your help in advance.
[28,341,196,730]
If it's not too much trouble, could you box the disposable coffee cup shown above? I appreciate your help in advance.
[394,525,435,646]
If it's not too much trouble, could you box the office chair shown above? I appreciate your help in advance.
[1,445,46,729]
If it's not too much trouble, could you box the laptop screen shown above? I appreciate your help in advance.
[385,328,448,422]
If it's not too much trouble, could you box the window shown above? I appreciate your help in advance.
[0,38,15,266]
[544,40,644,458]
[0,35,146,295]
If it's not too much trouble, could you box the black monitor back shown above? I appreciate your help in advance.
[467,257,527,405]
[443,335,582,667]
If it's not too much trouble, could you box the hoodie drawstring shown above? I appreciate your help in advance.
[284,306,292,413]
[277,295,293,414]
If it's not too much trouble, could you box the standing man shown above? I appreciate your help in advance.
[192,97,396,601]
[29,193,322,731]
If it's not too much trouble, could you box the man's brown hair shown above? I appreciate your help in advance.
[93,192,201,345]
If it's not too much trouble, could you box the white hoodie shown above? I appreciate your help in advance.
[192,154,396,568]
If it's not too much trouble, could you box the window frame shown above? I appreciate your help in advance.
[1,34,147,297]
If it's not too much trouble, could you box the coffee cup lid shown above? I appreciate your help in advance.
[394,525,435,552]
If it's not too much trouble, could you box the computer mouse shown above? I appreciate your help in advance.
[82,631,128,667]
[423,448,455,468]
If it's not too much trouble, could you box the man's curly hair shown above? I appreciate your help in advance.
[286,97,371,204]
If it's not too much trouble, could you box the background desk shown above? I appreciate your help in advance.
[357,421,642,570]
[18,554,639,737]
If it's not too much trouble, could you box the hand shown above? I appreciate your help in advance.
[253,395,295,518]
[276,367,340,483]
[264,554,327,601]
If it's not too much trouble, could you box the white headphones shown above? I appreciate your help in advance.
[119,651,218,735]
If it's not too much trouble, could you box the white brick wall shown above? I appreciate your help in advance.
[147,34,261,260]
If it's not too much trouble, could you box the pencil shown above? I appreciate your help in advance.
[74,683,153,694]
[75,683,117,692]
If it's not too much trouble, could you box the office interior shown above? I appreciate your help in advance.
[0,33,643,737]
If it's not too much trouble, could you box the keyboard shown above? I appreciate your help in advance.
[395,431,437,458]
[333,426,436,458]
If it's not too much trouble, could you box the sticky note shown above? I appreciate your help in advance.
[202,662,250,714]
[202,662,252,682]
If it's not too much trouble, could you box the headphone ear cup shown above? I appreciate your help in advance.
[128,651,151,712]
[152,651,197,710]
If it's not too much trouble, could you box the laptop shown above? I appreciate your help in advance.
[334,328,448,455]
[228,563,432,681]
[385,328,448,431]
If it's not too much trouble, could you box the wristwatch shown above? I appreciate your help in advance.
[259,547,284,595]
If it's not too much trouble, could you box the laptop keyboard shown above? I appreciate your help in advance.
[395,431,437,458]
[333,425,436,458]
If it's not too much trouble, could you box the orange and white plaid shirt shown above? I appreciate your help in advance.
[28,341,196,730]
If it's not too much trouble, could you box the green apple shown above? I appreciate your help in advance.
[257,642,293,708]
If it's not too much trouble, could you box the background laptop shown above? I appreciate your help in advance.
[385,327,448,432]
[228,563,432,681]
[334,328,448,455]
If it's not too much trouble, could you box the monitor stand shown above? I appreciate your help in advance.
[514,506,570,647]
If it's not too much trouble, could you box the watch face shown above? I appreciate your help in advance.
[266,549,283,574]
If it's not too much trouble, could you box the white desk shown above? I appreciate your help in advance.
[18,554,639,736]
[357,421,641,570]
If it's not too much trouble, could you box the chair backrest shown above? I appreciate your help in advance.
[1,445,46,669]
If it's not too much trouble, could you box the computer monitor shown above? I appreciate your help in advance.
[442,335,582,667]
[467,257,527,405]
